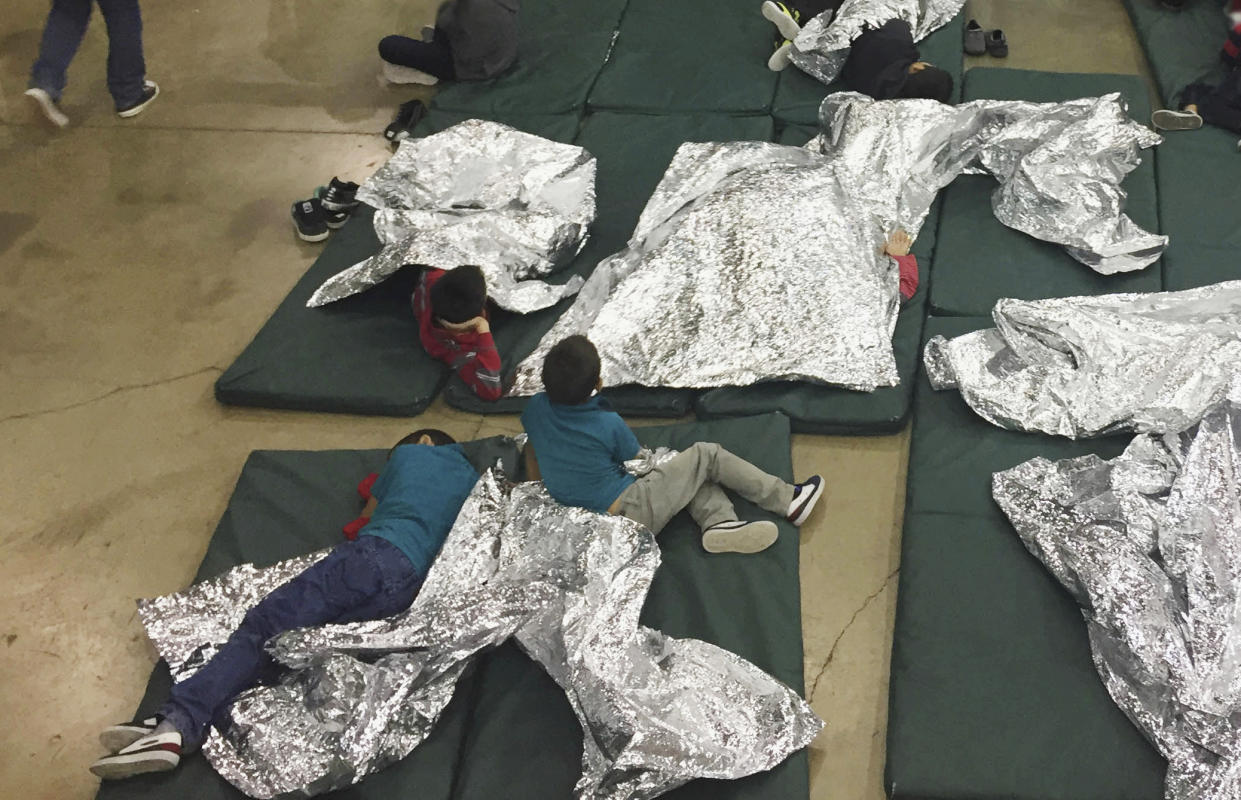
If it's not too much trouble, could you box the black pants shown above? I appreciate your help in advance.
[1182,67,1241,134]
[379,27,456,80]
[785,0,843,22]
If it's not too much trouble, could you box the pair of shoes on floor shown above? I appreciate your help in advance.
[23,79,158,128]
[1151,108,1204,131]
[384,98,428,145]
[700,475,826,554]
[292,178,359,242]
[90,717,182,780]
[964,20,1007,57]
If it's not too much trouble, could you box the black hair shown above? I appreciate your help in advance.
[430,265,487,324]
[389,428,456,458]
[897,66,954,104]
[541,335,601,406]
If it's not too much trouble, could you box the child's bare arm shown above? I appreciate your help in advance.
[524,444,542,481]
[362,495,378,518]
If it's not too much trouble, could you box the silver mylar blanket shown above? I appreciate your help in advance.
[137,470,823,799]
[994,401,1241,800]
[306,119,597,314]
[925,280,1241,438]
[789,0,966,86]
[506,92,1163,395]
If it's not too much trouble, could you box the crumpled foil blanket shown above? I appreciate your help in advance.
[506,92,1162,396]
[789,0,966,87]
[306,119,597,314]
[138,470,823,799]
[993,401,1241,799]
[925,280,1241,438]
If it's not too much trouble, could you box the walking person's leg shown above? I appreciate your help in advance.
[96,0,151,113]
[26,0,93,126]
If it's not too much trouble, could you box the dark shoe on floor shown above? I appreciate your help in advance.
[319,177,360,212]
[24,87,69,128]
[99,717,160,754]
[787,475,826,526]
[702,520,779,554]
[963,19,986,55]
[986,29,1008,58]
[324,206,350,229]
[117,80,159,118]
[761,1,803,41]
[1152,108,1204,131]
[90,730,181,780]
[384,98,427,144]
[292,198,330,242]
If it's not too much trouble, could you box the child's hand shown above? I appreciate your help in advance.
[883,229,913,257]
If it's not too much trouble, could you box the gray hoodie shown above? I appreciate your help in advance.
[436,0,520,80]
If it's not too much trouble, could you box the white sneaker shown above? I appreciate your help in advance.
[90,730,181,780]
[381,60,440,86]
[24,88,69,128]
[786,475,825,526]
[702,520,779,554]
[768,40,793,71]
[761,1,803,40]
[1151,108,1203,131]
[99,717,160,754]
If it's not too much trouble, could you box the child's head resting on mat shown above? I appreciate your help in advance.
[430,265,487,326]
[389,428,456,458]
[542,335,602,406]
[897,62,954,104]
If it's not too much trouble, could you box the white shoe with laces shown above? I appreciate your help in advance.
[90,729,182,780]
[24,88,69,128]
[702,520,779,554]
[786,475,825,526]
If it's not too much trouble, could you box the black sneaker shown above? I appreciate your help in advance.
[99,717,160,754]
[117,80,159,118]
[90,730,181,780]
[319,177,360,212]
[384,99,427,144]
[291,198,329,242]
[324,206,350,229]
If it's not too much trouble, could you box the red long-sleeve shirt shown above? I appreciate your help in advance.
[412,268,503,401]
[893,253,918,301]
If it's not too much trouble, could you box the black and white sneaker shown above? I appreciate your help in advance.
[291,198,330,242]
[90,730,181,780]
[384,98,427,144]
[324,207,350,229]
[99,717,160,754]
[786,475,825,526]
[701,520,779,554]
[116,80,159,118]
[319,177,360,212]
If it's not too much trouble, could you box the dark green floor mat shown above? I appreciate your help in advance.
[1122,0,1232,106]
[770,13,965,126]
[885,315,1166,800]
[929,68,1162,317]
[442,112,776,418]
[588,0,779,113]
[452,412,810,800]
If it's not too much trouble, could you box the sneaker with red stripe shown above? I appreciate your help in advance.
[99,717,159,754]
[90,730,181,780]
[786,475,825,526]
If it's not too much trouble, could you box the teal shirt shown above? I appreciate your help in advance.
[361,444,478,576]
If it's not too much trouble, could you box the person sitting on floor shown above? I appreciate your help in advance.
[414,264,503,402]
[520,336,827,555]
[1152,0,1241,141]
[378,0,520,87]
[89,429,479,780]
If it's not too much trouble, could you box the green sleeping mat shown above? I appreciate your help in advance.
[96,414,810,800]
[929,69,1163,317]
[442,111,776,418]
[884,314,1167,800]
[771,12,965,126]
[214,113,582,417]
[587,0,779,113]
[1121,0,1232,106]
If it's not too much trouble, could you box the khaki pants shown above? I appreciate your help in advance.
[614,442,794,534]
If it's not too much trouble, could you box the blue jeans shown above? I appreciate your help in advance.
[29,0,146,108]
[160,536,422,750]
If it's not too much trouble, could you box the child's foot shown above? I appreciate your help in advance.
[99,717,160,754]
[768,40,793,71]
[381,60,439,86]
[1151,108,1203,131]
[702,520,779,554]
[761,1,803,40]
[24,87,69,128]
[90,730,181,780]
[787,475,825,526]
[116,80,159,118]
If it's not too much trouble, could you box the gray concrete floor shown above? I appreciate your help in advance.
[0,1,1153,798]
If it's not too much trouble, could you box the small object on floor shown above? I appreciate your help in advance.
[761,1,802,41]
[381,60,439,86]
[963,19,986,55]
[384,98,427,144]
[117,80,159,118]
[701,520,779,554]
[985,29,1008,58]
[90,730,182,780]
[1151,108,1203,131]
[99,717,160,754]
[787,475,825,525]
[23,87,69,128]
[319,177,360,212]
[768,40,793,71]
[291,198,330,242]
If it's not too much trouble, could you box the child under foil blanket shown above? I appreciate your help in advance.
[88,430,480,780]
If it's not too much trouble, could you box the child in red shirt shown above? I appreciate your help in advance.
[412,264,503,401]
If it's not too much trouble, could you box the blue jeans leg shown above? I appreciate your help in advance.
[159,537,421,750]
[29,0,94,101]
[97,0,145,108]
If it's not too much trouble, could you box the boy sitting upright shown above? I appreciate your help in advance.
[413,264,503,401]
[521,336,826,554]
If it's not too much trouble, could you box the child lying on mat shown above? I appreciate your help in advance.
[414,264,503,401]
[89,429,478,781]
[520,336,826,555]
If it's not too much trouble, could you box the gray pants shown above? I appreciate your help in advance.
[614,443,794,534]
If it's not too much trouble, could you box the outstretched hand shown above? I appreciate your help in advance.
[883,229,913,257]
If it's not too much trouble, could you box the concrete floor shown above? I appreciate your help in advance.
[0,1,1153,798]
